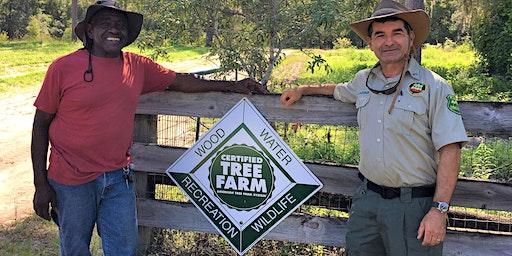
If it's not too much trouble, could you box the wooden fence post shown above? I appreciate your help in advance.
[134,114,158,255]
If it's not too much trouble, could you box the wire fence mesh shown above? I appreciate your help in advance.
[147,115,512,238]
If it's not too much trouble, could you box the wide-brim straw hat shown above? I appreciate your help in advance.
[74,0,143,47]
[349,0,430,47]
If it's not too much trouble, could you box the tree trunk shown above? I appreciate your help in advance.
[405,0,424,64]
[205,9,215,47]
[71,0,78,41]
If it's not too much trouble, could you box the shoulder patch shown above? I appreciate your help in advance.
[446,95,460,115]
[408,83,426,96]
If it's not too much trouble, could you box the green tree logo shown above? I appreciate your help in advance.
[209,145,274,210]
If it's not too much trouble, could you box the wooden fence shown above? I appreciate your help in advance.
[133,92,512,255]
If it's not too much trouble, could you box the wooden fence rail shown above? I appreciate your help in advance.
[133,92,512,255]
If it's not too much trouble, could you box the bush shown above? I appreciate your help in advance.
[26,12,52,42]
[61,27,73,41]
[442,38,457,50]
[333,37,353,49]
[473,1,512,78]
[460,139,512,181]
[0,31,8,42]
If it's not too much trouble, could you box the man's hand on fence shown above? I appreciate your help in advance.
[417,208,447,246]
[33,181,57,221]
[280,88,303,106]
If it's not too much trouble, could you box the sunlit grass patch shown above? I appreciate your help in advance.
[0,214,105,255]
[0,40,211,96]
[155,184,189,202]
[0,70,46,94]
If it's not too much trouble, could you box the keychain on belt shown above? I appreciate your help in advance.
[123,165,133,188]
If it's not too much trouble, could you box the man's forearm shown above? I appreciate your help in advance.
[297,84,336,96]
[169,73,237,93]
[433,143,461,203]
[31,110,53,186]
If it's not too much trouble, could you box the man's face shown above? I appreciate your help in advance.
[87,9,128,57]
[368,20,414,65]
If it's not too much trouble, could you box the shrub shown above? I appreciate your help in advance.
[442,38,457,50]
[26,12,52,42]
[473,1,512,78]
[333,37,353,49]
[0,31,8,42]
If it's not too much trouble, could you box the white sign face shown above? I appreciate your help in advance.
[166,98,323,255]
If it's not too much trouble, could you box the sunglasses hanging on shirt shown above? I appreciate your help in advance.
[365,63,403,95]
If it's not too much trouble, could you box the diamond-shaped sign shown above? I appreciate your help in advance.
[166,98,323,255]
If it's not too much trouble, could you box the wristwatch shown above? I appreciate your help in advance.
[432,201,450,213]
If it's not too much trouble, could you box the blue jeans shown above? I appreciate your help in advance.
[49,168,138,256]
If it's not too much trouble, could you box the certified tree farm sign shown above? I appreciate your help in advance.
[166,98,323,255]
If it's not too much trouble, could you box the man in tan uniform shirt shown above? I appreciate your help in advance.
[280,0,467,255]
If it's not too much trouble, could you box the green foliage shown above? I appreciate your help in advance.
[40,0,68,38]
[473,0,512,79]
[0,31,8,42]
[135,0,380,85]
[461,140,512,181]
[333,37,354,49]
[284,124,360,165]
[471,143,496,179]
[282,48,376,85]
[0,0,38,39]
[149,228,344,255]
[26,12,52,42]
[425,0,459,44]
[303,50,332,74]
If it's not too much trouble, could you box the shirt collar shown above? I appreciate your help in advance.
[370,57,422,81]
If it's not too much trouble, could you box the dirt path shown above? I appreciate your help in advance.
[0,91,37,224]
[0,57,222,225]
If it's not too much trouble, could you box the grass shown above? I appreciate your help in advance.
[148,229,345,255]
[0,40,80,94]
[270,43,511,101]
[272,44,477,86]
[0,215,103,255]
[0,40,209,96]
[2,40,510,254]
[272,48,376,88]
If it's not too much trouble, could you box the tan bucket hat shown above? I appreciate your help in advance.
[74,0,143,47]
[349,0,430,47]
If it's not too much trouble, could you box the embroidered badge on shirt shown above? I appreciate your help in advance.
[408,83,426,96]
[446,95,461,115]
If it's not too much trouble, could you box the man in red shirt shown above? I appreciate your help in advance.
[31,1,267,255]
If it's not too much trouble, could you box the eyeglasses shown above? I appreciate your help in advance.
[365,63,403,95]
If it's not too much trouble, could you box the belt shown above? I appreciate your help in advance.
[358,173,435,199]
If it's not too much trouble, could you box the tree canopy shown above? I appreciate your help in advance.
[0,0,510,88]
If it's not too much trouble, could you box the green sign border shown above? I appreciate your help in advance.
[170,172,318,253]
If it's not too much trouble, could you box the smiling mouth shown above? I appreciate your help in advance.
[106,37,120,42]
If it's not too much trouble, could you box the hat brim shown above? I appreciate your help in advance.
[349,10,430,47]
[74,5,143,47]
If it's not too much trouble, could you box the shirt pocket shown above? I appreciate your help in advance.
[355,94,370,129]
[391,99,427,135]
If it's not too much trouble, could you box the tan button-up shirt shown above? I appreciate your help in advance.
[334,58,468,187]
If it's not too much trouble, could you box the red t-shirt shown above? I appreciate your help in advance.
[34,49,176,185]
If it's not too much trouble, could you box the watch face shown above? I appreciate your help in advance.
[434,201,450,212]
